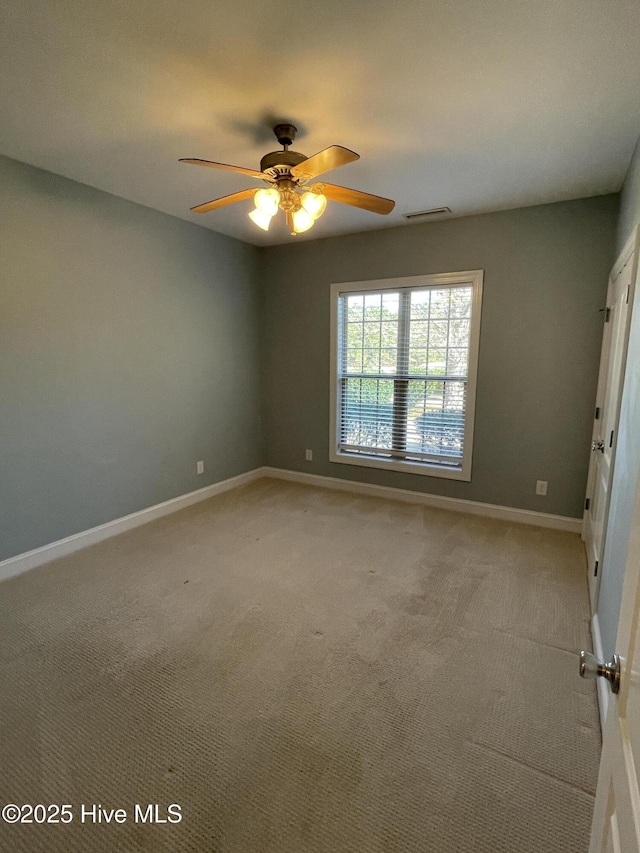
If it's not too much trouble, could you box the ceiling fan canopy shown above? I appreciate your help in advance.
[180,124,395,236]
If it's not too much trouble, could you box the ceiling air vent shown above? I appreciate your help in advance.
[403,207,451,220]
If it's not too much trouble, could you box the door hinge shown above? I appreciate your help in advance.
[627,285,631,304]
[610,429,615,448]
[605,307,611,322]
[595,560,599,577]
[585,497,590,511]
[595,407,600,420]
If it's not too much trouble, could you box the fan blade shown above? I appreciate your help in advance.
[291,146,359,182]
[190,188,257,214]
[319,183,395,215]
[180,158,266,180]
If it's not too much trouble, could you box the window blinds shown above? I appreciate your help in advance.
[337,285,473,468]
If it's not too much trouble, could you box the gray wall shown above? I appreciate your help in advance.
[260,196,619,518]
[617,136,640,257]
[0,156,261,561]
[0,154,622,563]
[599,135,640,659]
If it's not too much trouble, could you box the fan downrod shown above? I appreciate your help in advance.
[260,125,306,173]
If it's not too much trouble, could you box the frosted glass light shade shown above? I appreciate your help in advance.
[249,208,273,231]
[254,188,280,216]
[301,191,327,220]
[292,207,314,233]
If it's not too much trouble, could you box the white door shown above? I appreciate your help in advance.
[584,229,638,611]
[588,461,640,852]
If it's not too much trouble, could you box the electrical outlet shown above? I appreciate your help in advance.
[197,460,204,475]
[305,449,313,461]
[536,480,548,496]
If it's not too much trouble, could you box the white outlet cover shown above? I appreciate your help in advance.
[305,450,313,461]
[197,461,204,474]
[536,480,548,496]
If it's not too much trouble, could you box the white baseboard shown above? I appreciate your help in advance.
[262,467,583,533]
[0,467,266,582]
[591,613,610,733]
[1,464,582,583]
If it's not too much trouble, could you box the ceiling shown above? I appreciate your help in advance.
[1,0,639,246]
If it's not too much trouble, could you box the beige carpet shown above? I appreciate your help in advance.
[0,478,600,852]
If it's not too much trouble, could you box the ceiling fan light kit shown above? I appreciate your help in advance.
[180,124,395,237]
[301,189,327,219]
[248,207,274,231]
[254,188,279,216]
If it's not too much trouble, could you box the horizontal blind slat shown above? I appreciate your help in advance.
[338,444,463,465]
[340,373,468,382]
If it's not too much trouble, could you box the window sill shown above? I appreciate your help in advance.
[330,449,471,481]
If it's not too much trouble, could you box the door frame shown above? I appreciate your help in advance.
[583,226,638,730]
[583,226,639,619]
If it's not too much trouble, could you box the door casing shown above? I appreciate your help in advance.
[583,226,639,614]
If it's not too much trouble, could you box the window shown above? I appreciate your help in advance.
[330,271,483,480]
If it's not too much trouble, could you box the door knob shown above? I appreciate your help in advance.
[579,650,620,694]
[592,440,605,452]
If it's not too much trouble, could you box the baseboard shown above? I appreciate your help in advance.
[580,511,587,543]
[0,467,266,582]
[591,613,610,733]
[262,467,583,533]
[0,464,582,583]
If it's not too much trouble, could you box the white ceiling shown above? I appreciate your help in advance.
[1,0,639,246]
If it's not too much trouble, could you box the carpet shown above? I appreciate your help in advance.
[0,478,600,851]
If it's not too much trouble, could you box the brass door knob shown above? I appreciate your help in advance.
[579,650,620,694]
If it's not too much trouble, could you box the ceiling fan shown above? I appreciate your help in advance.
[180,124,395,235]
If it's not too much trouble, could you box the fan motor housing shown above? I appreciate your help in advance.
[260,149,307,174]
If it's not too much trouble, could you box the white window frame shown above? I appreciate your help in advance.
[329,270,483,481]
